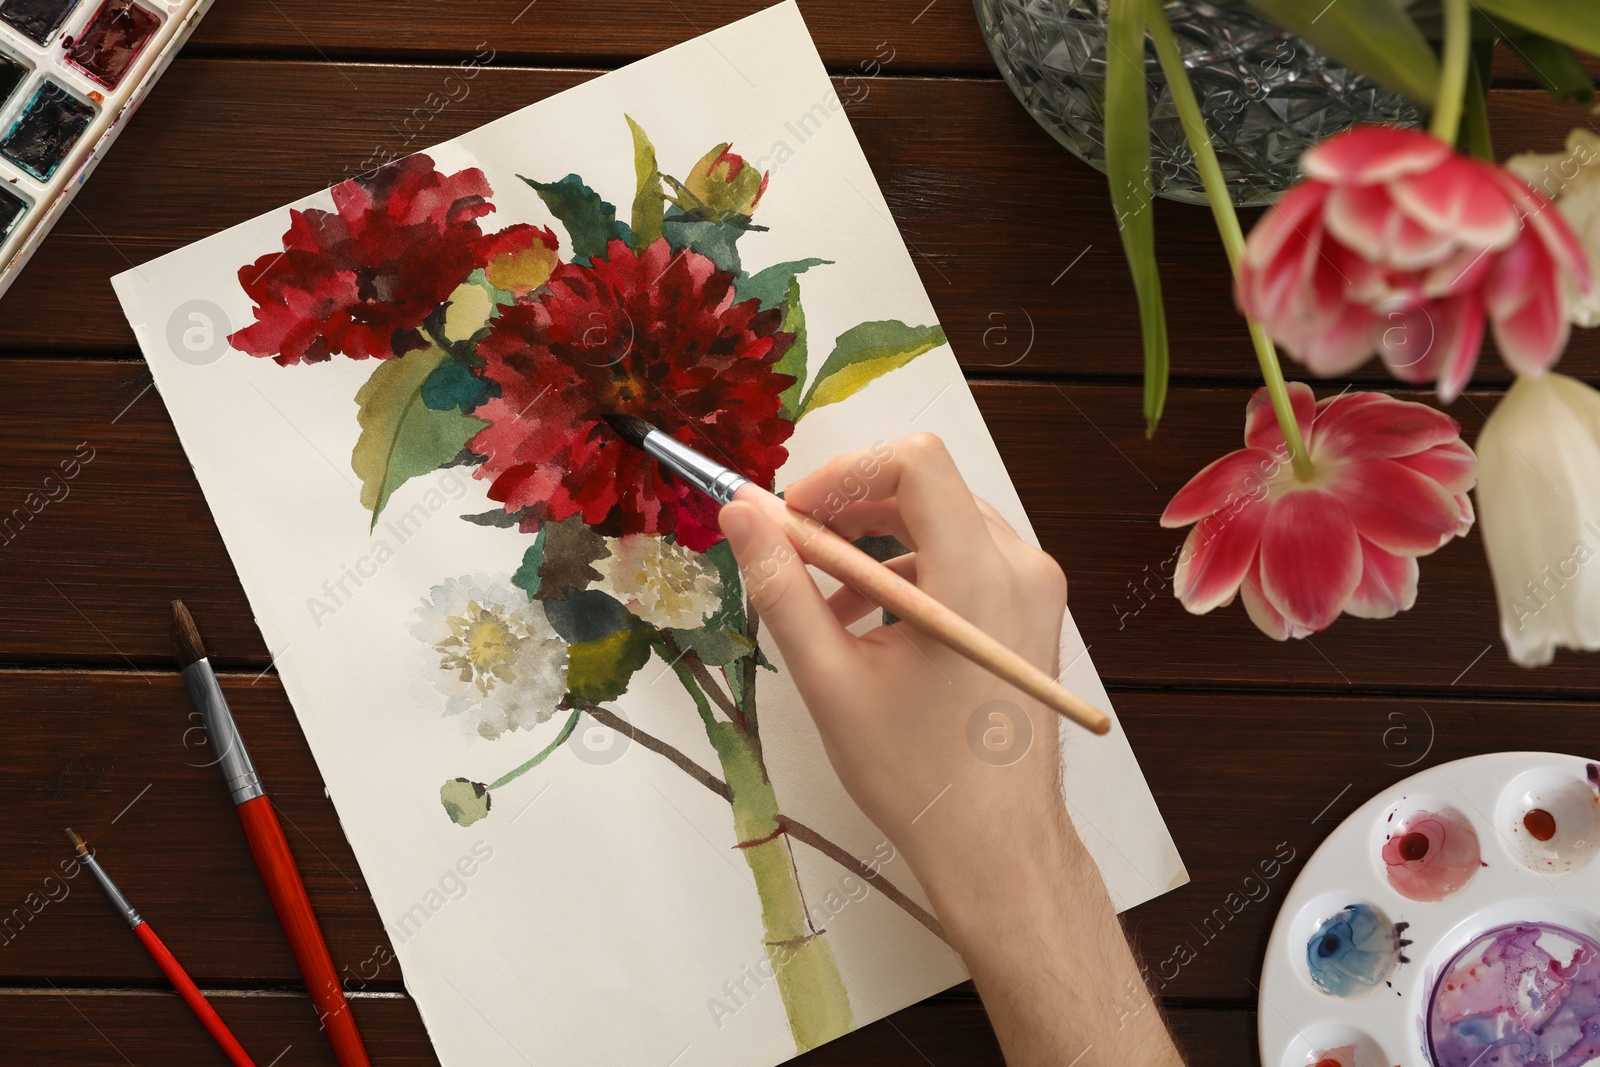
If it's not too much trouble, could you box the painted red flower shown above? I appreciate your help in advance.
[470,238,795,551]
[230,154,496,364]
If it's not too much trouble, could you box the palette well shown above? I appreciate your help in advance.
[0,0,215,294]
[1260,752,1600,1067]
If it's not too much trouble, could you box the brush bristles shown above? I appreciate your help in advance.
[65,827,87,856]
[170,600,207,668]
[601,413,657,450]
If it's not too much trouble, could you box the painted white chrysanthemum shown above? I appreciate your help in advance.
[592,534,723,630]
[410,574,569,738]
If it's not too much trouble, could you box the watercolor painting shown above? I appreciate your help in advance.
[225,120,950,1052]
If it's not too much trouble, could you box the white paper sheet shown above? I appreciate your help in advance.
[113,5,1186,1064]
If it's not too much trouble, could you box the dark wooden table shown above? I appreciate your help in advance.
[2,3,1596,1063]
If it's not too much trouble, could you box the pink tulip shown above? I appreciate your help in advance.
[1237,125,1592,403]
[1161,384,1476,639]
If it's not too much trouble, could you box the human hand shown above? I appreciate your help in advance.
[716,432,1072,908]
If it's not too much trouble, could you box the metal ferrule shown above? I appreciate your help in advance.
[181,658,265,806]
[642,430,751,505]
[80,851,141,927]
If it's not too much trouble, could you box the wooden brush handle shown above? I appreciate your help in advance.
[737,485,1111,735]
[236,796,371,1067]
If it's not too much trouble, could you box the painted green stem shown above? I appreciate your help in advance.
[1144,0,1315,481]
[708,717,852,1051]
[1431,0,1472,144]
[486,708,580,790]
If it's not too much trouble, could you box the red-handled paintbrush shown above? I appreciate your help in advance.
[68,828,257,1067]
[170,600,371,1067]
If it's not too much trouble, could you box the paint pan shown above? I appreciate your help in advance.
[0,0,216,298]
[1260,753,1600,1067]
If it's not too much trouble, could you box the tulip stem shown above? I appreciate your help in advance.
[1144,0,1315,480]
[1430,0,1471,145]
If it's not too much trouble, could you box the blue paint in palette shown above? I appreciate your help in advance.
[1306,903,1411,997]
[1,81,96,180]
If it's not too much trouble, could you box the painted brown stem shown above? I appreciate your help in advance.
[573,700,950,946]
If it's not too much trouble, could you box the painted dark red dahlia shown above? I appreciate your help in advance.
[470,238,796,551]
[230,154,496,364]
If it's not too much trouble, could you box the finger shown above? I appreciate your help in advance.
[784,434,994,571]
[815,499,916,550]
[826,553,917,626]
[718,500,859,688]
[972,495,1027,549]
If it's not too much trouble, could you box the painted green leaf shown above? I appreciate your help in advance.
[1106,0,1169,437]
[796,321,946,418]
[734,258,831,311]
[543,590,653,704]
[420,358,492,413]
[511,527,547,600]
[773,279,808,422]
[521,174,628,264]
[1473,0,1600,69]
[1505,34,1595,106]
[625,116,665,252]
[665,625,755,667]
[664,208,743,273]
[531,515,610,599]
[440,778,491,826]
[351,347,488,529]
[1246,0,1438,105]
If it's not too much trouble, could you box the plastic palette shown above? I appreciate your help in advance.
[0,0,216,298]
[1260,752,1600,1067]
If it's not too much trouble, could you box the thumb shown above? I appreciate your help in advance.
[719,500,857,687]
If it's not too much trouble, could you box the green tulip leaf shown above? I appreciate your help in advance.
[1247,0,1439,105]
[1106,0,1170,436]
[1473,0,1600,69]
[351,347,488,529]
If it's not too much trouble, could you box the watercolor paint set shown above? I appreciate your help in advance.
[0,0,214,298]
[1260,752,1600,1067]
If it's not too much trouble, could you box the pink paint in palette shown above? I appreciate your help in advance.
[1261,753,1600,1067]
[0,0,215,296]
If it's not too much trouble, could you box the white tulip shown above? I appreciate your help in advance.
[1476,373,1600,666]
[1508,130,1600,328]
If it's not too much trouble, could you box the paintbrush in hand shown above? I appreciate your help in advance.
[601,414,1111,736]
[171,601,372,1067]
[68,828,258,1067]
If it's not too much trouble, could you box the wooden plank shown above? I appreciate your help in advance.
[3,668,1596,1009]
[1,359,1590,693]
[2,59,1594,384]
[185,0,999,74]
[0,988,1256,1066]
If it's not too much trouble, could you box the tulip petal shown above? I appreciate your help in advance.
[1324,183,1455,269]
[1487,233,1571,377]
[1243,182,1332,274]
[1245,381,1317,451]
[1172,496,1268,616]
[1345,538,1420,619]
[1239,556,1312,641]
[1302,126,1452,186]
[1392,438,1478,495]
[1326,457,1464,555]
[1301,301,1380,377]
[1488,167,1593,293]
[1389,155,1522,250]
[1311,390,1462,460]
[1160,448,1278,528]
[1259,489,1363,631]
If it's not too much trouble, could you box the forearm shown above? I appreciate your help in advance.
[918,805,1185,1067]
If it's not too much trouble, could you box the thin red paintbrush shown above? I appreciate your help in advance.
[170,600,371,1067]
[67,828,257,1067]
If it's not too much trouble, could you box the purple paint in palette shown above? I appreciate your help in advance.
[0,0,215,298]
